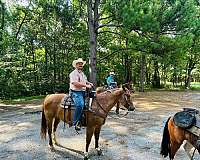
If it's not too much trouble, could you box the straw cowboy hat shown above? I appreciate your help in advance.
[72,58,86,68]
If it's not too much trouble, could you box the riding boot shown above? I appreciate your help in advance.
[75,121,81,131]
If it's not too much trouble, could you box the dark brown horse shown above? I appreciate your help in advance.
[160,117,200,160]
[41,85,135,159]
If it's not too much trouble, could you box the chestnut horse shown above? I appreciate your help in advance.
[160,117,200,160]
[96,85,135,114]
[41,85,135,159]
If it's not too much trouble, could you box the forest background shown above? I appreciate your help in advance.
[0,0,200,99]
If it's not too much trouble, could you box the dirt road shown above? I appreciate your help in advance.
[0,91,200,160]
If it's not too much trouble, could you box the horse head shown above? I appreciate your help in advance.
[96,85,135,112]
[119,84,135,111]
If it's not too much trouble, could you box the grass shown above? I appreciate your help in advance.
[191,82,200,90]
[138,82,200,92]
[0,95,45,104]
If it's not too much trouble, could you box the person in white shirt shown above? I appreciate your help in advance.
[69,58,93,131]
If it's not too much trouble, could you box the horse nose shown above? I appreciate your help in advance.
[128,105,135,111]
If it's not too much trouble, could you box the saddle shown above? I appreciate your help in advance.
[173,108,200,136]
[60,91,96,128]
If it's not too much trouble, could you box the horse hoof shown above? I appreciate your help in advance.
[49,145,55,152]
[83,157,88,160]
[96,148,102,156]
[54,141,59,146]
[84,152,89,160]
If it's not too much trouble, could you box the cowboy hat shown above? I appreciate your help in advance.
[109,71,115,75]
[72,58,86,68]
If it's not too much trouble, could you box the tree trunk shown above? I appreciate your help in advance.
[53,41,56,90]
[31,39,37,86]
[124,39,132,83]
[152,58,160,88]
[0,2,5,55]
[87,0,99,87]
[185,59,195,89]
[139,54,146,92]
[146,60,151,85]
[172,66,178,87]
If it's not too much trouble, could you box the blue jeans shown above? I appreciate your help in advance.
[70,90,85,125]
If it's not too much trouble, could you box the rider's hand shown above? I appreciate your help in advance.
[86,84,92,88]
[88,82,94,87]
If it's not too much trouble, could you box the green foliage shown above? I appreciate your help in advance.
[0,0,200,99]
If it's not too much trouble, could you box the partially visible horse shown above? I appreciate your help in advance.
[96,84,135,114]
[41,85,135,159]
[160,114,200,160]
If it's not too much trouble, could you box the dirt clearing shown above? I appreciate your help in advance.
[0,91,200,160]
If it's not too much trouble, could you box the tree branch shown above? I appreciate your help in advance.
[97,23,123,30]
[99,47,147,62]
[15,0,32,40]
[98,15,114,21]
[98,30,127,38]
[16,11,27,39]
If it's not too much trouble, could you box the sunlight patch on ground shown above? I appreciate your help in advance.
[16,122,33,128]
[0,131,17,143]
[112,126,129,136]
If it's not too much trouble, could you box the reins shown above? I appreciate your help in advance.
[191,148,196,160]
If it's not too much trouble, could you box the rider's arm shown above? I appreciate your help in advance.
[72,82,91,88]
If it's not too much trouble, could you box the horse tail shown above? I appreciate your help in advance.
[40,103,47,140]
[160,117,171,158]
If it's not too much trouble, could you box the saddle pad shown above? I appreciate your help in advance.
[173,111,196,129]
[60,95,75,108]
[183,108,199,114]
[187,126,200,136]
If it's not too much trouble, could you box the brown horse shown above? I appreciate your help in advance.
[41,85,135,159]
[160,117,200,160]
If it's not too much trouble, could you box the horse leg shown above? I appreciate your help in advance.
[47,118,54,150]
[94,126,102,156]
[116,102,119,114]
[52,118,60,145]
[84,126,95,159]
[170,141,182,160]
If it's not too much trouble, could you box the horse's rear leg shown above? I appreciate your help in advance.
[170,141,182,160]
[53,118,60,145]
[47,118,54,149]
[94,126,102,156]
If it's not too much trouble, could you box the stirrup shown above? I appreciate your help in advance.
[75,122,81,131]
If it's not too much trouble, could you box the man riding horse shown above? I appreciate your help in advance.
[69,58,93,131]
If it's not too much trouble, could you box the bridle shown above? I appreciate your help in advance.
[90,89,132,119]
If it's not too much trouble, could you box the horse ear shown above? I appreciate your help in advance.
[122,84,126,91]
[123,82,135,93]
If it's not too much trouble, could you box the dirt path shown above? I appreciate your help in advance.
[0,91,200,160]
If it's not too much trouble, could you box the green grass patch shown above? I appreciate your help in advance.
[0,95,46,104]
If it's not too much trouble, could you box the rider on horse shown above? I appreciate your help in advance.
[106,71,117,89]
[69,58,93,131]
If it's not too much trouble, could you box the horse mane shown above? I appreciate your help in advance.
[96,87,122,97]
